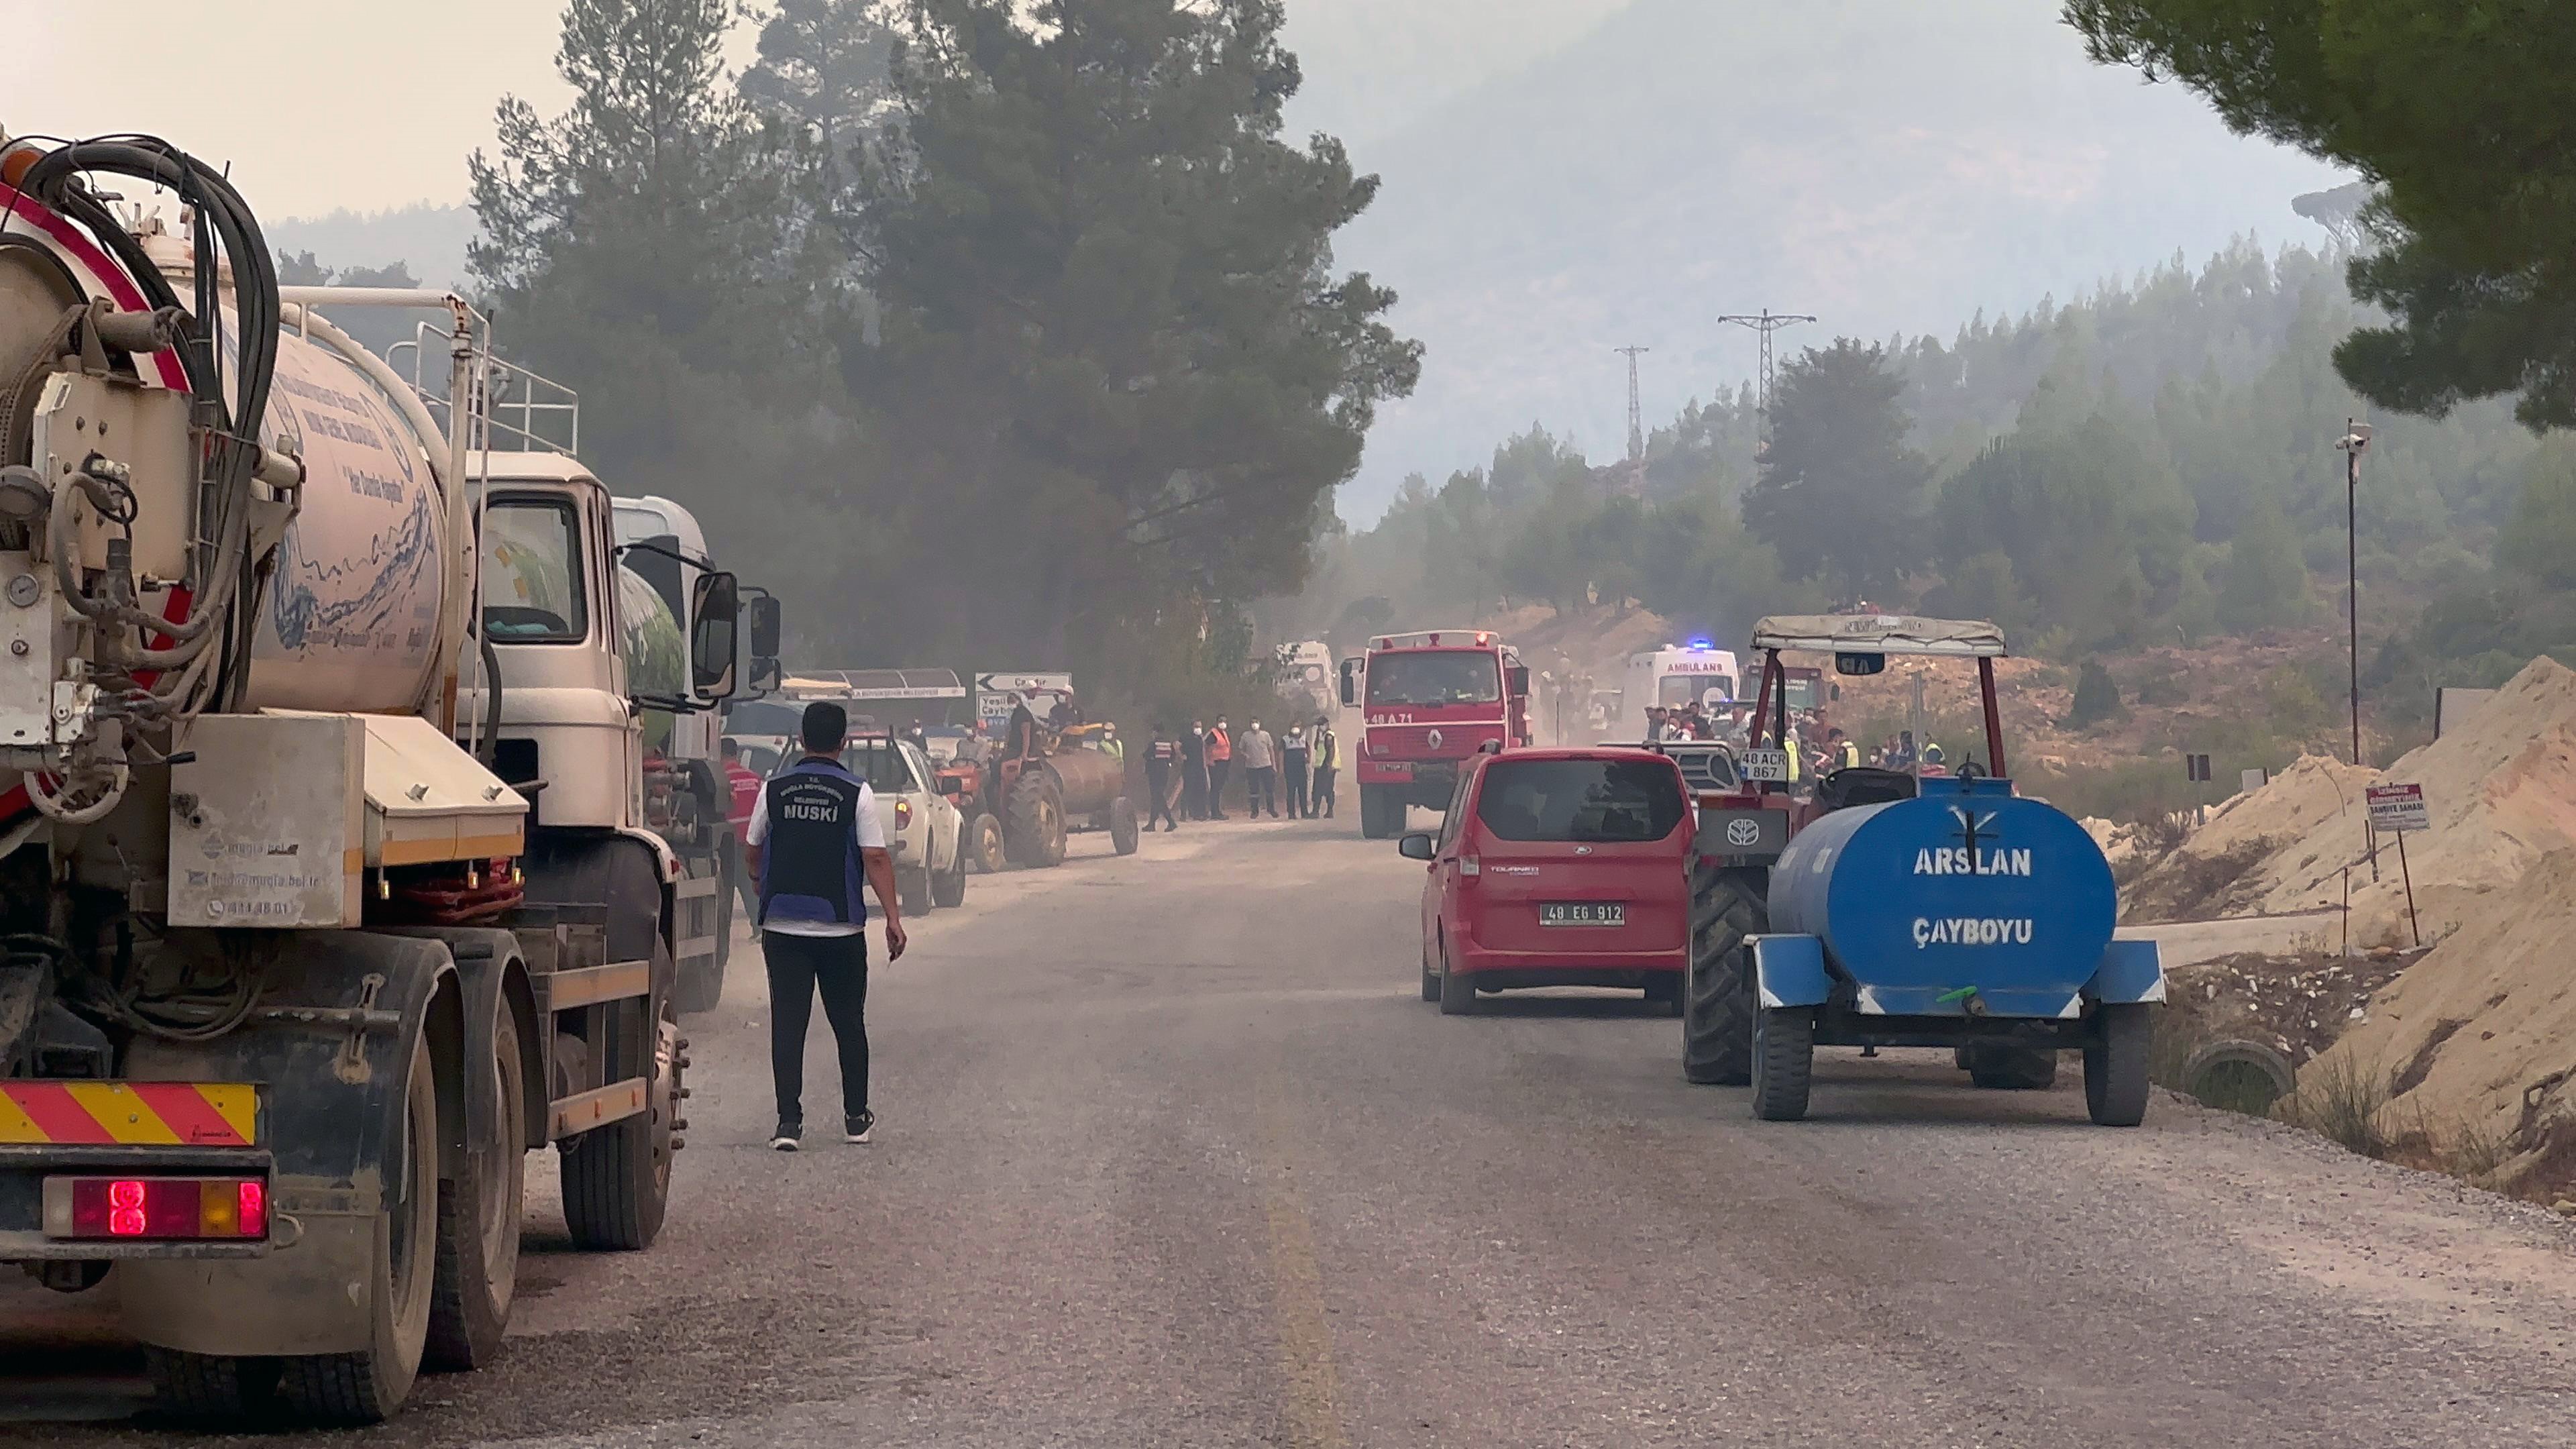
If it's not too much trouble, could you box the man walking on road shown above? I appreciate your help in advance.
[1281,723,1311,820]
[744,702,908,1152]
[1239,718,1279,818]
[1309,716,1338,818]
[1206,717,1233,820]
[1146,722,1181,831]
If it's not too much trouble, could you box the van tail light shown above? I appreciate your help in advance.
[44,1177,270,1240]
[1460,855,1481,877]
[894,798,914,826]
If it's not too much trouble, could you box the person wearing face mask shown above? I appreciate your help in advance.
[1281,722,1311,820]
[1307,715,1338,818]
[1205,717,1233,819]
[1238,717,1279,818]
[1181,719,1210,820]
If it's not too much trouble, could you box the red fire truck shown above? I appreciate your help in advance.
[1338,630,1534,838]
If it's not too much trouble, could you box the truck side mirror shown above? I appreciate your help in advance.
[689,570,740,700]
[1339,657,1362,708]
[747,593,782,663]
[1507,665,1530,696]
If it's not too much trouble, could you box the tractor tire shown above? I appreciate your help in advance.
[425,994,527,1371]
[963,812,1004,875]
[932,839,969,908]
[1109,797,1140,855]
[2084,1003,2153,1127]
[276,1032,440,1424]
[561,955,679,1250]
[1359,784,1398,840]
[900,865,933,917]
[1437,945,1477,1016]
[1004,768,1067,869]
[1750,1006,1815,1122]
[1682,863,1766,1085]
[1964,1043,2059,1091]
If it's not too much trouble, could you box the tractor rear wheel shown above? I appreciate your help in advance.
[1004,768,1067,869]
[1682,863,1766,1085]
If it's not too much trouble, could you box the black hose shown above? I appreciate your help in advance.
[478,631,504,767]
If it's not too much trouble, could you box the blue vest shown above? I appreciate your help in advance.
[757,759,869,927]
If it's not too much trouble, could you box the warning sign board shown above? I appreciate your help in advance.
[2365,782,2429,833]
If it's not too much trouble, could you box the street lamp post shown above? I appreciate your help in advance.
[2337,419,2376,876]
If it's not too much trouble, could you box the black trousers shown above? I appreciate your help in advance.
[1283,760,1309,817]
[1311,767,1336,816]
[763,930,869,1125]
[1208,759,1232,814]
[1146,765,1177,828]
[1246,765,1277,816]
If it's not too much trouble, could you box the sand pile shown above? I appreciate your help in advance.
[2302,849,2576,1199]
[2124,657,2576,945]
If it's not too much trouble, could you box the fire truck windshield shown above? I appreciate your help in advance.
[1366,650,1502,706]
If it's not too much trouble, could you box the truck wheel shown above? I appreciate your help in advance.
[932,843,969,908]
[1437,947,1477,1016]
[1682,864,1766,1085]
[1965,1043,2059,1091]
[276,1032,439,1424]
[1750,1006,1815,1122]
[144,1348,279,1426]
[2084,1003,2153,1127]
[1004,769,1066,869]
[562,963,679,1250]
[900,865,934,916]
[1109,797,1140,855]
[1359,785,1396,839]
[427,997,527,1371]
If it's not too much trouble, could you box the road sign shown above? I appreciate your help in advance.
[2240,767,2269,794]
[1739,747,1790,783]
[2365,782,2429,833]
[2185,753,2212,783]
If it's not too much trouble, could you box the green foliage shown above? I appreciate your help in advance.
[2070,659,2125,729]
[2498,440,2576,591]
[2216,492,2308,632]
[2067,0,2576,433]
[1742,339,1928,597]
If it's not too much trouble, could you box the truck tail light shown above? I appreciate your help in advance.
[47,1177,270,1240]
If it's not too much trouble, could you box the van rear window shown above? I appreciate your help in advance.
[1474,759,1686,843]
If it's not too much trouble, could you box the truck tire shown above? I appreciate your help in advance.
[1437,945,1477,1016]
[963,812,1004,874]
[1359,785,1397,840]
[1964,1043,2059,1091]
[1750,1006,1815,1122]
[1004,768,1067,869]
[426,996,527,1371]
[1109,797,1140,855]
[561,957,679,1250]
[144,1348,279,1426]
[1682,864,1766,1085]
[276,1032,440,1424]
[900,865,933,916]
[2084,1003,2153,1127]
[932,839,969,908]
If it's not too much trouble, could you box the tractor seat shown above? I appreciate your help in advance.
[1814,767,1918,813]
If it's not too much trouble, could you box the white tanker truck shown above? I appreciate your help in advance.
[0,133,751,1424]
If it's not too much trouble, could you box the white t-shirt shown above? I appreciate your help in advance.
[744,763,887,938]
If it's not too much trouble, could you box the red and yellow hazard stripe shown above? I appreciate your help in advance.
[0,1083,258,1146]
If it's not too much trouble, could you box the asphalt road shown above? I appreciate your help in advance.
[8,818,2576,1446]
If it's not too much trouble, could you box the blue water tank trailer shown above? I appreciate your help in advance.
[1739,777,2163,1125]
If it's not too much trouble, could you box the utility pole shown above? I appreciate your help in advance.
[1615,345,1650,467]
[2338,419,2378,878]
[1717,309,1816,474]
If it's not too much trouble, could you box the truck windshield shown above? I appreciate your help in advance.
[1474,759,1686,843]
[480,499,588,643]
[1366,651,1500,706]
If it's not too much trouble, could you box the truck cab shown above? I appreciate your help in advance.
[1338,630,1532,840]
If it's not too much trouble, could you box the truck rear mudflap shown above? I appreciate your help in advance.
[0,1081,271,1261]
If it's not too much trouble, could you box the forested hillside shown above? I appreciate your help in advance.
[1281,237,2560,738]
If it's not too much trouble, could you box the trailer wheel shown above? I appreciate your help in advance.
[2084,1003,2153,1127]
[144,1347,279,1426]
[963,812,1004,874]
[1437,944,1477,1016]
[1964,1043,2059,1091]
[1109,796,1140,855]
[932,837,969,908]
[1750,1006,1814,1122]
[276,1032,439,1424]
[562,954,678,1250]
[427,996,527,1371]
[1682,864,1766,1085]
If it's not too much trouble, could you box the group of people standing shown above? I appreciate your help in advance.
[1142,714,1340,828]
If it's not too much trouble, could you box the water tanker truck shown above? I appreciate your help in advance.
[1680,615,2163,1124]
[0,132,743,1424]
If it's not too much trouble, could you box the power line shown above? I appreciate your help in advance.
[1613,345,1650,466]
[1717,309,1816,471]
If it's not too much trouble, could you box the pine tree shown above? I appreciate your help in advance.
[2217,495,2309,631]
[2069,659,2124,728]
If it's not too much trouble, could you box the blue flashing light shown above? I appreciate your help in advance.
[1685,637,1713,651]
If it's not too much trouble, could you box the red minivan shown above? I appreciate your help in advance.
[1401,746,1696,1016]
